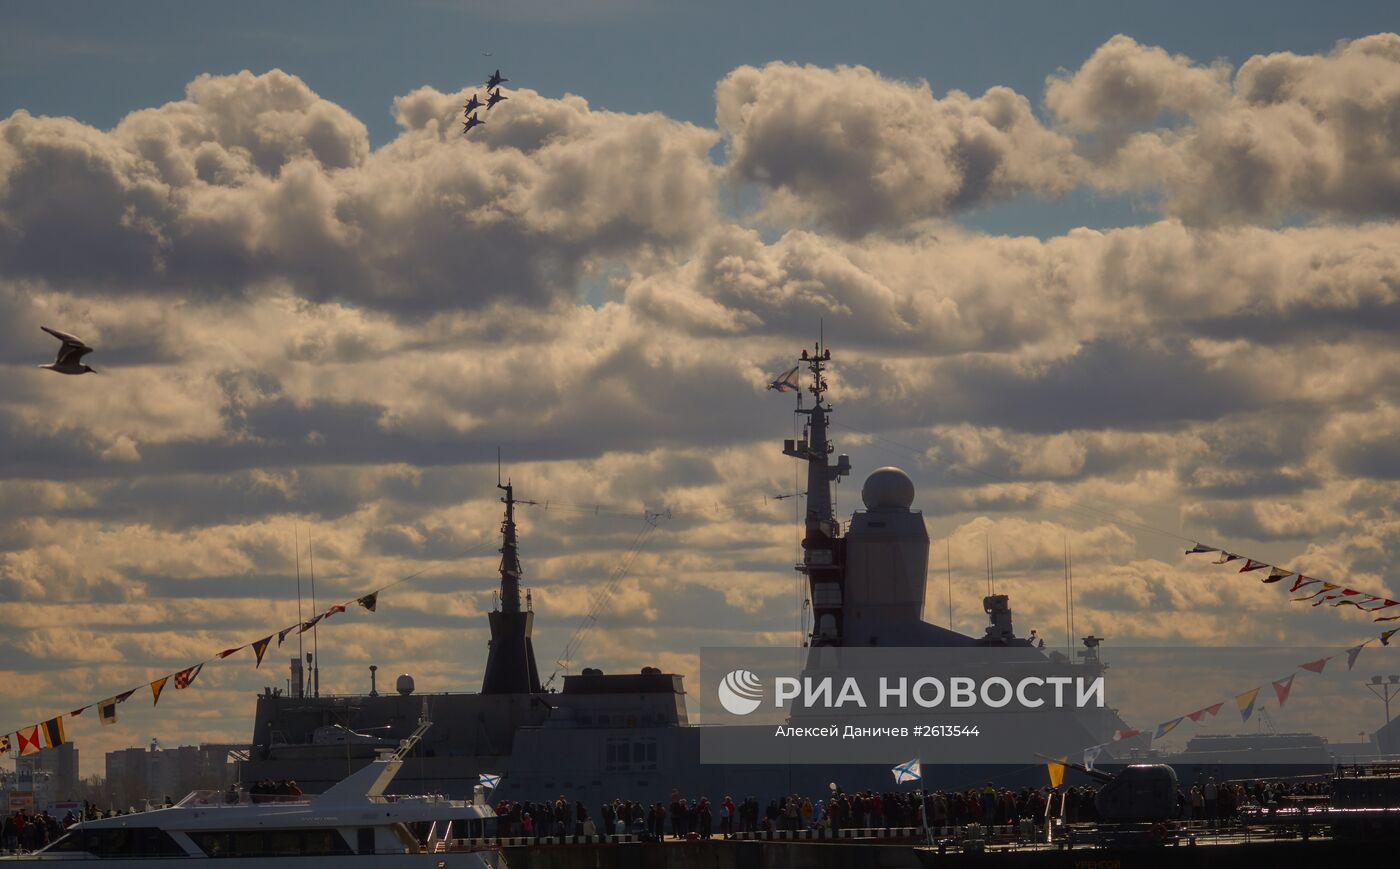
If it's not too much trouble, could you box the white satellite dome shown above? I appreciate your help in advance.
[861,466,915,510]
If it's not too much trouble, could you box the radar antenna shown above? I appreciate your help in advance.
[781,332,850,647]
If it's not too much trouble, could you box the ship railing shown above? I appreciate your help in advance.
[445,824,1046,848]
[174,789,312,808]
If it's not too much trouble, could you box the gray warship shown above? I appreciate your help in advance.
[238,342,1334,804]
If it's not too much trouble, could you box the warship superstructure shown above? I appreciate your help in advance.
[240,341,1331,804]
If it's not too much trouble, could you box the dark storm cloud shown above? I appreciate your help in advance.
[875,339,1266,435]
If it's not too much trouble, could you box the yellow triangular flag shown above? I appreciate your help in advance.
[151,676,169,706]
[1047,755,1068,789]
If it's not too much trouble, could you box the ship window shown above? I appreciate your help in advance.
[266,830,302,855]
[357,828,376,855]
[189,829,352,857]
[52,828,184,857]
[232,831,262,855]
[604,736,658,771]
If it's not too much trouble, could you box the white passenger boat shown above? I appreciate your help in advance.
[5,719,504,867]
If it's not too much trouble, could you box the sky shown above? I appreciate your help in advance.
[4,1,1400,777]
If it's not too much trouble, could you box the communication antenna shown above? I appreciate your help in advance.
[985,534,995,596]
[1068,539,1076,650]
[309,529,319,698]
[293,523,305,683]
[1063,537,1071,655]
[946,538,954,631]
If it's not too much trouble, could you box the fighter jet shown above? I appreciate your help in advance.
[39,325,98,375]
[486,69,508,89]
[462,112,484,133]
[486,88,508,110]
[463,93,483,115]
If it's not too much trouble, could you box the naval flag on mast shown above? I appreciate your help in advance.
[892,758,922,785]
[479,772,502,791]
[767,366,800,393]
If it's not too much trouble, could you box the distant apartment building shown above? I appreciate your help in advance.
[103,743,245,808]
[14,743,80,803]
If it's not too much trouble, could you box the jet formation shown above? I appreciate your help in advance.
[462,69,510,135]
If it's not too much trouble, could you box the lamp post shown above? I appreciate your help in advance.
[1366,675,1400,754]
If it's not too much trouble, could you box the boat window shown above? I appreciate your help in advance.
[266,830,302,856]
[189,829,352,857]
[43,833,84,852]
[232,831,262,856]
[357,827,376,855]
[46,827,184,857]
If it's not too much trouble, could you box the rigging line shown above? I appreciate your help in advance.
[832,420,1197,545]
[0,537,508,740]
[524,492,804,520]
[549,515,664,686]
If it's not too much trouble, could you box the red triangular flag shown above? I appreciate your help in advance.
[218,645,246,659]
[1299,657,1331,674]
[16,726,41,757]
[1272,674,1296,707]
[1187,702,1223,722]
[1239,559,1269,573]
[1290,575,1319,593]
[174,663,203,690]
[1314,587,1357,607]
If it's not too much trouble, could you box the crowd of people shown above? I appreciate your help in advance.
[0,777,1337,853]
[1183,777,1330,824]
[489,778,1336,841]
[2,802,124,853]
[491,785,1085,840]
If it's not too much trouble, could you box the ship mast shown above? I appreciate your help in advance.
[783,338,851,646]
[498,479,523,614]
[481,476,542,694]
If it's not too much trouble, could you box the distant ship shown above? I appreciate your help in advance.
[239,342,1340,803]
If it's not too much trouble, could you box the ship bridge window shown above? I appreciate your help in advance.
[47,827,185,858]
[189,829,352,857]
[605,736,657,771]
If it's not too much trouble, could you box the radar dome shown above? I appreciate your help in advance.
[861,467,915,510]
[396,674,415,695]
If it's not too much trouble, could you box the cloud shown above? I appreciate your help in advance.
[716,62,1082,237]
[5,41,1400,766]
[1052,33,1400,223]
[0,71,719,314]
[1045,35,1232,132]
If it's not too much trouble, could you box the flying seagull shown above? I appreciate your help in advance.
[463,93,483,115]
[486,88,508,110]
[487,69,508,89]
[39,325,98,375]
